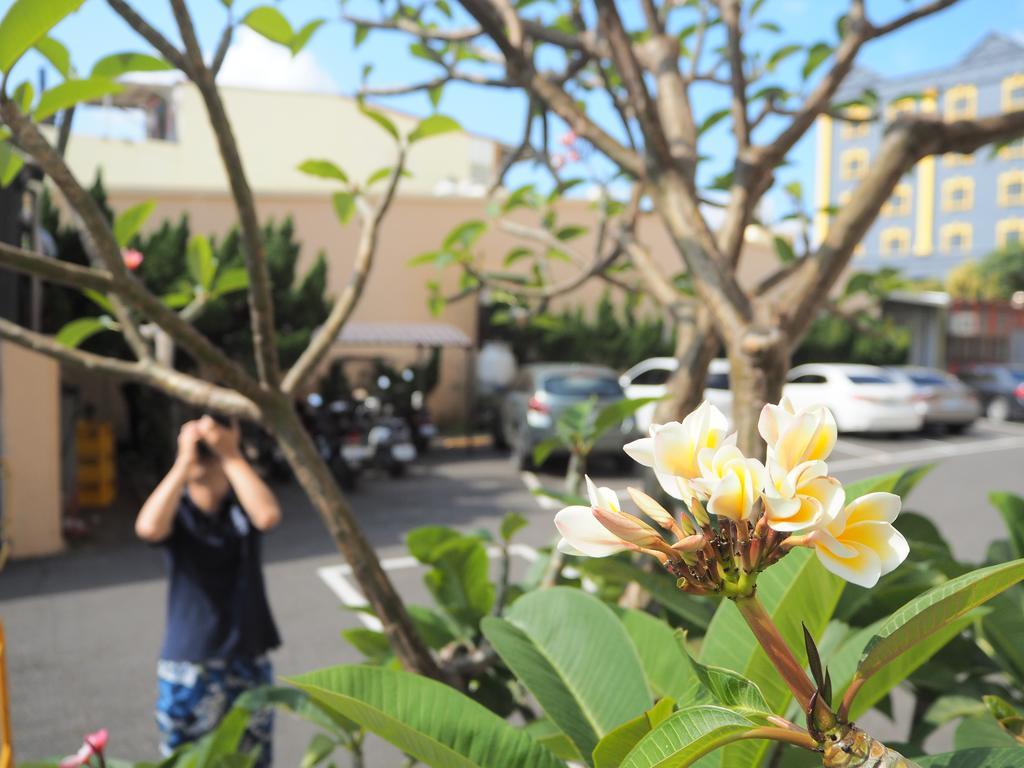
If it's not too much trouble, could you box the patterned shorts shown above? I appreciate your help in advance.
[156,654,273,766]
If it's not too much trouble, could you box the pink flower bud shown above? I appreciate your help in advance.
[551,154,566,170]
[567,149,581,163]
[560,130,577,146]
[122,249,144,271]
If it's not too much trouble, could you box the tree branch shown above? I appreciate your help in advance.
[0,317,260,419]
[282,150,407,394]
[170,0,280,387]
[210,19,234,78]
[718,0,750,149]
[105,0,191,75]
[0,240,116,294]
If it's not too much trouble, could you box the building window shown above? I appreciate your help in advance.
[999,139,1024,160]
[885,97,917,122]
[1003,74,1024,112]
[939,222,973,253]
[941,177,974,212]
[880,227,911,256]
[997,219,1024,248]
[840,148,869,180]
[882,183,912,217]
[999,170,1024,206]
[840,105,872,140]
[944,84,977,120]
[943,152,974,167]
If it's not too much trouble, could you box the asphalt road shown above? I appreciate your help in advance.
[3,419,1024,764]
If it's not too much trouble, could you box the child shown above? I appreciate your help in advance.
[135,415,282,764]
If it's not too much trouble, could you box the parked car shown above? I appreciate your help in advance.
[784,363,923,433]
[498,363,640,470]
[619,357,732,432]
[885,366,979,433]
[957,364,1024,422]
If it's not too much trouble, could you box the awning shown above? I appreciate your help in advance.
[334,322,473,348]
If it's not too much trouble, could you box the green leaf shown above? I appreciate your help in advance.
[409,114,461,143]
[186,234,216,291]
[353,24,369,48]
[234,685,358,735]
[34,76,123,121]
[358,103,400,142]
[851,559,1024,713]
[620,705,753,768]
[177,707,251,767]
[55,316,112,348]
[0,0,85,74]
[532,436,562,466]
[802,42,833,79]
[701,549,843,767]
[978,589,1024,687]
[556,225,587,241]
[917,748,1024,767]
[766,43,802,72]
[773,236,795,264]
[0,142,24,187]
[523,718,583,762]
[82,288,114,314]
[594,698,676,768]
[424,536,495,629]
[594,397,661,439]
[211,266,249,297]
[91,52,172,78]
[301,732,338,768]
[35,35,70,77]
[682,644,770,718]
[242,6,293,45]
[698,108,730,136]
[481,587,651,763]
[989,492,1024,559]
[429,84,443,108]
[925,696,988,727]
[499,512,527,542]
[297,159,349,183]
[955,718,1022,751]
[332,192,357,225]
[287,665,564,768]
[618,610,697,703]
[12,80,33,112]
[842,464,933,503]
[113,200,155,247]
[290,19,324,55]
[443,220,487,250]
[341,627,392,662]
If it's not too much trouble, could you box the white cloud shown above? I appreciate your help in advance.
[216,27,337,93]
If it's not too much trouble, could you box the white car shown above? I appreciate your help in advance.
[785,363,923,433]
[620,357,732,433]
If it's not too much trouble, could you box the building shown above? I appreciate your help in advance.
[814,33,1024,279]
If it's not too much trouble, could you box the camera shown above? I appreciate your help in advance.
[196,413,232,459]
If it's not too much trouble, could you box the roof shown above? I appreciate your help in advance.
[334,321,472,348]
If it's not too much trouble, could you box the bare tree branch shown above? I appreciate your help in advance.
[718,0,750,149]
[0,317,260,419]
[105,0,191,75]
[210,19,234,78]
[170,0,280,387]
[0,240,116,294]
[282,150,407,394]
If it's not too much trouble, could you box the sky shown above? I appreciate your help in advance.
[2,0,1022,225]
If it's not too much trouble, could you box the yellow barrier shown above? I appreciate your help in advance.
[0,621,11,768]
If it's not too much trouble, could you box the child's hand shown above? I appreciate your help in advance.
[198,415,241,459]
[176,421,202,467]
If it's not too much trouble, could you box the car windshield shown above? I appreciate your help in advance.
[706,372,730,390]
[906,372,948,386]
[543,374,623,397]
[847,373,894,384]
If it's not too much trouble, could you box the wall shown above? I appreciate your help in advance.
[0,342,63,559]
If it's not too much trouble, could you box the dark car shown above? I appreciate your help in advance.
[957,364,1024,422]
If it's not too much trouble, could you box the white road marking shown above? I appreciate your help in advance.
[318,544,540,630]
[832,439,883,457]
[974,419,1024,436]
[829,435,1024,474]
[520,470,562,510]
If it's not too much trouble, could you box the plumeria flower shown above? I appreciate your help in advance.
[763,460,844,533]
[624,401,732,503]
[121,248,144,271]
[560,130,578,146]
[805,492,910,588]
[758,397,837,475]
[690,444,767,522]
[59,728,108,768]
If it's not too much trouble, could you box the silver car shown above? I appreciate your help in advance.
[886,366,980,433]
[499,363,639,470]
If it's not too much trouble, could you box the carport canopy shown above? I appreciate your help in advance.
[332,321,472,348]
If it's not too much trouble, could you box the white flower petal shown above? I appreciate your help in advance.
[554,505,628,557]
[815,541,883,589]
[623,436,655,468]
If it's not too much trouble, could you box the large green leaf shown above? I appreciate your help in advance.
[0,0,84,74]
[978,589,1024,686]
[700,548,843,767]
[916,748,1024,767]
[186,235,216,291]
[619,610,697,703]
[241,6,293,45]
[34,36,70,77]
[176,707,251,768]
[113,200,156,247]
[297,159,349,183]
[683,642,771,718]
[851,559,1024,709]
[954,717,1022,751]
[0,141,23,187]
[842,464,933,503]
[594,697,676,768]
[481,587,650,764]
[621,706,753,768]
[55,316,113,348]
[91,52,172,78]
[211,266,249,297]
[423,535,494,630]
[989,492,1024,559]
[358,103,400,141]
[409,114,461,143]
[34,76,123,121]
[287,665,564,768]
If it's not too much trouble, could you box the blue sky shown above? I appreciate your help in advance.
[3,0,1022,221]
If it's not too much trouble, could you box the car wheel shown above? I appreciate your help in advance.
[987,398,1011,422]
[492,411,509,451]
[947,422,972,435]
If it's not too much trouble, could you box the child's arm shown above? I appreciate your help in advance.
[199,416,282,531]
[135,422,198,542]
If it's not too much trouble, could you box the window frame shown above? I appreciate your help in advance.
[840,148,869,181]
[998,170,1024,207]
[840,104,872,140]
[939,221,973,254]
[941,176,975,213]
[880,226,911,256]
[1002,73,1024,112]
[996,218,1024,249]
[882,183,912,217]
[944,84,977,120]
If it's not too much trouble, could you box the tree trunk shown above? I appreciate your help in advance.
[654,305,718,424]
[267,397,447,682]
[726,341,789,460]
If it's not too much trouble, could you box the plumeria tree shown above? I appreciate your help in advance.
[0,0,464,680]
[354,0,1024,455]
